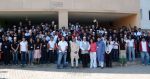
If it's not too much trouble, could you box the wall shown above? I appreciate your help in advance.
[140,0,150,29]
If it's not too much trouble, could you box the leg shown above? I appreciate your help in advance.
[57,52,63,68]
[141,52,145,64]
[93,53,97,68]
[131,47,135,61]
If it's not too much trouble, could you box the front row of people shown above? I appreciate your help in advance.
[1,36,149,69]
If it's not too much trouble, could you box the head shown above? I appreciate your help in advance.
[142,38,145,42]
[50,36,54,41]
[72,38,76,42]
[61,36,65,41]
[30,38,33,42]
[90,39,94,43]
[83,37,86,42]
[37,38,40,43]
[22,37,25,41]
[13,37,17,42]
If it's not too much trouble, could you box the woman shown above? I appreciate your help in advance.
[89,38,97,68]
[11,37,19,65]
[41,37,48,64]
[105,41,113,67]
[119,37,127,66]
[34,38,42,64]
[28,37,34,65]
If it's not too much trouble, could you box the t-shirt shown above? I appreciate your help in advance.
[58,41,68,52]
[126,39,134,47]
[48,40,55,50]
[20,41,28,52]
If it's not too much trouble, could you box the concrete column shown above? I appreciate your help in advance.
[58,10,68,29]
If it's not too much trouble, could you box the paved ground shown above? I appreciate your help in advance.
[0,63,150,79]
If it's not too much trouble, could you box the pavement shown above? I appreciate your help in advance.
[0,63,150,79]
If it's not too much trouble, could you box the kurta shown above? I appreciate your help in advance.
[97,40,105,62]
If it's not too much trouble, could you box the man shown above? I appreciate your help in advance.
[70,37,80,68]
[97,36,105,68]
[139,38,149,65]
[20,37,28,66]
[11,37,19,65]
[57,36,68,69]
[80,37,90,68]
[2,36,11,65]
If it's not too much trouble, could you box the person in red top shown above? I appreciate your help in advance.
[89,38,97,68]
[139,38,149,65]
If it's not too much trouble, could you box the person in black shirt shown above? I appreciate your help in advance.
[34,38,41,64]
[2,36,11,65]
[11,37,19,65]
[41,37,48,64]
[28,38,34,65]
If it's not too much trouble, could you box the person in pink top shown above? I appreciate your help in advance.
[89,38,97,68]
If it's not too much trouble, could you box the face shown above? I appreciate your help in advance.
[22,38,25,41]
[62,37,65,41]
[90,39,93,43]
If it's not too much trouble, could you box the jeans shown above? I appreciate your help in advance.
[28,50,34,64]
[141,51,149,65]
[57,52,67,68]
[21,51,27,65]
[12,52,18,64]
[128,47,135,61]
[112,49,119,62]
[90,52,97,68]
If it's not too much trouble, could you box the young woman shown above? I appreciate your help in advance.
[89,38,97,68]
[105,41,113,67]
[28,38,34,65]
[34,38,42,64]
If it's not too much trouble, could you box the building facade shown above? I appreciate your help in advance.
[0,0,140,28]
[140,0,150,29]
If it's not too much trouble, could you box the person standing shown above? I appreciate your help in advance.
[28,38,34,65]
[57,36,68,69]
[105,41,113,67]
[97,37,105,68]
[70,37,80,68]
[139,38,149,65]
[119,38,127,66]
[126,36,135,61]
[34,38,42,64]
[20,37,28,66]
[2,36,11,65]
[80,37,90,68]
[41,37,48,64]
[11,37,19,65]
[89,38,97,68]
[48,37,56,63]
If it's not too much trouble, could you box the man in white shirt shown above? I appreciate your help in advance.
[140,38,149,65]
[80,37,90,67]
[20,37,28,66]
[57,36,68,69]
[126,36,135,61]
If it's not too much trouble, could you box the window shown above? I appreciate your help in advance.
[149,10,150,20]
[140,9,142,20]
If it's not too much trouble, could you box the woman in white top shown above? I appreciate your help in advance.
[105,41,113,67]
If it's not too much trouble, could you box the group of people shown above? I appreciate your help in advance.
[0,19,150,69]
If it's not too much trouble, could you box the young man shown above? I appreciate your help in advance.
[70,37,80,68]
[139,38,149,65]
[20,37,28,66]
[97,37,105,68]
[57,36,68,69]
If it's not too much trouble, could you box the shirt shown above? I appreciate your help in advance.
[90,42,97,52]
[58,41,68,52]
[20,41,28,52]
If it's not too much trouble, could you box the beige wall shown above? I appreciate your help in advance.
[113,14,140,28]
[0,0,139,13]
[0,0,140,28]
